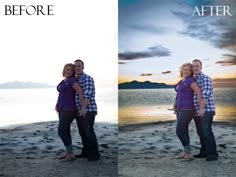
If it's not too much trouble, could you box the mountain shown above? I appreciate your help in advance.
[0,81,55,89]
[118,80,175,89]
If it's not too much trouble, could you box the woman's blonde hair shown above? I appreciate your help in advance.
[179,62,193,78]
[62,63,76,77]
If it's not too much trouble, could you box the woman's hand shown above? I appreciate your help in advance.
[55,104,59,112]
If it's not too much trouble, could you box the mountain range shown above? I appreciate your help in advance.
[0,81,55,89]
[118,80,175,89]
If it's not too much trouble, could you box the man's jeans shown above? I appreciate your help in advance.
[176,111,194,152]
[194,111,218,158]
[58,110,76,152]
[76,112,100,158]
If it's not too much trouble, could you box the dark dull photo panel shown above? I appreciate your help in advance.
[118,0,236,176]
[0,1,118,177]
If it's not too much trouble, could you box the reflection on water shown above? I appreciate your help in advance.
[119,88,236,126]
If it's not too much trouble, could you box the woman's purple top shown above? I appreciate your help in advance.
[57,77,77,111]
[175,77,196,110]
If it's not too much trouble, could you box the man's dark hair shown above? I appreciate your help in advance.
[192,59,202,66]
[74,59,84,67]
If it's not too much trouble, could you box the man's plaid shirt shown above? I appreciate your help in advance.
[75,72,97,113]
[194,72,215,116]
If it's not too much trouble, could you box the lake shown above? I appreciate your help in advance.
[119,88,236,126]
[0,87,118,127]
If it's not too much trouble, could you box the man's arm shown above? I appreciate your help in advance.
[200,76,213,115]
[81,76,95,116]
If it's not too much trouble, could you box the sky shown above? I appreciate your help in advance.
[0,0,117,88]
[119,0,236,87]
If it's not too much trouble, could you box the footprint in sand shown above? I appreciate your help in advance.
[0,142,8,146]
[100,144,109,149]
[26,146,38,150]
[45,145,55,150]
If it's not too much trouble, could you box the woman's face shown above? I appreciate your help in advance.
[64,66,74,78]
[182,65,192,78]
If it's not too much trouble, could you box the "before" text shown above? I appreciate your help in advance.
[5,5,54,16]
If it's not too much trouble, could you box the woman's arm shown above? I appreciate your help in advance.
[72,82,84,105]
[190,82,205,117]
[72,82,88,116]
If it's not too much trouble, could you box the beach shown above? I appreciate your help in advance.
[118,120,236,177]
[0,121,118,177]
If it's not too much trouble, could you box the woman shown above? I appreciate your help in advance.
[55,63,83,161]
[174,62,203,161]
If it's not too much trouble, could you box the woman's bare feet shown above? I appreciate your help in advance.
[180,152,194,161]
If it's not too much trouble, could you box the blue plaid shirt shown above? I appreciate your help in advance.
[75,72,97,113]
[193,72,215,116]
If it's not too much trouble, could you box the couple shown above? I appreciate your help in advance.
[175,59,218,161]
[55,59,100,161]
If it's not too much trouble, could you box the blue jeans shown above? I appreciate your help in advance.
[58,110,76,152]
[76,112,100,158]
[176,111,194,152]
[194,111,218,158]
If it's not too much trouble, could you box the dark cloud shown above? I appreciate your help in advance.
[172,11,220,42]
[140,73,153,76]
[128,23,168,34]
[172,5,236,53]
[118,45,171,60]
[216,30,236,51]
[216,54,236,66]
[118,61,127,64]
[162,71,171,74]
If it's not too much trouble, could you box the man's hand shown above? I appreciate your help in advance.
[80,108,87,117]
[199,108,205,117]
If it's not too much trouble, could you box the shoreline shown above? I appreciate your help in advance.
[119,119,236,131]
[0,120,117,130]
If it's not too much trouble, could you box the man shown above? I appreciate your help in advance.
[192,59,218,161]
[74,59,100,161]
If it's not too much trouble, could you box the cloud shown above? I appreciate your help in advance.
[140,73,153,76]
[215,30,236,52]
[118,61,127,64]
[118,45,171,60]
[172,11,220,42]
[162,71,171,74]
[216,54,236,66]
[128,23,168,34]
[172,4,236,53]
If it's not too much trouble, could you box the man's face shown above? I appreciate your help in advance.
[192,61,202,74]
[74,61,84,74]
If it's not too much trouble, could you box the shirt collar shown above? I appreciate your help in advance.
[77,72,85,78]
[196,72,204,79]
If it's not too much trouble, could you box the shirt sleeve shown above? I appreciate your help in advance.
[201,76,213,100]
[83,76,95,100]
[68,78,78,87]
[186,77,196,86]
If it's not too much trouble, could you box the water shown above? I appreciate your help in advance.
[0,87,118,127]
[119,88,236,126]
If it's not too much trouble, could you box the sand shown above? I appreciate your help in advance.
[0,121,118,177]
[118,120,236,177]
[1,119,235,177]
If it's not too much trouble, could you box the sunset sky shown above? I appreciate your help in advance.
[0,0,117,88]
[119,0,236,87]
